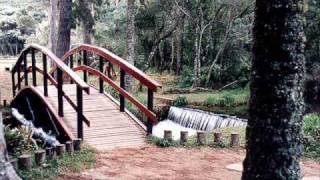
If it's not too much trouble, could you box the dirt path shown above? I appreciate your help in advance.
[59,145,320,180]
[0,70,13,103]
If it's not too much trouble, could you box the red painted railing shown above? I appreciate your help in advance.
[11,44,90,139]
[51,44,162,133]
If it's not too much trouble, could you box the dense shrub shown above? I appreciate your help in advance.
[4,126,37,156]
[173,96,188,107]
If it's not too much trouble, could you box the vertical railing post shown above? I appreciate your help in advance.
[31,48,37,86]
[43,54,48,97]
[11,70,15,97]
[57,68,64,117]
[70,55,74,84]
[83,50,88,83]
[120,69,125,112]
[76,85,83,139]
[99,56,104,93]
[23,52,28,86]
[17,64,21,90]
[147,88,154,135]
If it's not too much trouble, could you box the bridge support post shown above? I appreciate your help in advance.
[31,49,37,86]
[12,71,16,97]
[17,66,21,90]
[83,50,88,83]
[77,86,83,139]
[70,55,74,84]
[57,68,64,117]
[23,52,28,86]
[43,54,48,97]
[120,69,125,112]
[99,56,104,93]
[147,88,154,135]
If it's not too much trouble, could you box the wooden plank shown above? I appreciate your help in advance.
[38,84,147,150]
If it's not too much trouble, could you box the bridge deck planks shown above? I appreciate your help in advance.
[35,84,147,150]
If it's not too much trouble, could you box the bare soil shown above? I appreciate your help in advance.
[0,70,12,103]
[59,145,320,180]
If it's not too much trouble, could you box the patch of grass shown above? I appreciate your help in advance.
[159,88,249,107]
[18,145,96,180]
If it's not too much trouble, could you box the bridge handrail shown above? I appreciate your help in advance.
[73,65,158,123]
[12,44,89,92]
[11,44,90,139]
[51,44,161,133]
[51,44,162,91]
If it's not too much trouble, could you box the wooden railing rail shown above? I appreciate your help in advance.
[73,65,157,123]
[11,44,90,139]
[51,44,162,134]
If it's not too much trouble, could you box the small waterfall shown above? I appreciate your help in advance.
[167,107,247,131]
[152,106,247,140]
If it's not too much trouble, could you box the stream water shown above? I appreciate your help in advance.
[152,106,247,140]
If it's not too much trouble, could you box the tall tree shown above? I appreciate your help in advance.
[242,0,305,179]
[56,0,72,58]
[49,0,58,55]
[0,112,21,180]
[125,0,136,90]
[79,0,94,45]
[175,17,184,75]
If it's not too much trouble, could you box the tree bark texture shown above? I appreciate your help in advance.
[242,1,305,179]
[125,0,136,90]
[176,18,183,75]
[56,0,72,58]
[79,0,94,45]
[0,112,21,180]
[49,0,58,56]
[193,21,201,88]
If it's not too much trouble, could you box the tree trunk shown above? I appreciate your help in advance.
[192,22,201,88]
[125,0,135,91]
[176,18,183,75]
[56,0,72,58]
[0,112,21,180]
[170,36,175,73]
[79,0,94,45]
[49,0,58,56]
[79,0,94,65]
[158,42,165,73]
[242,1,305,179]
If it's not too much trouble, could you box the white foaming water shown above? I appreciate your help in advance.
[152,107,247,140]
[152,120,197,140]
[11,108,60,146]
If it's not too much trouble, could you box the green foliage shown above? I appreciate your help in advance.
[304,114,320,139]
[4,126,37,156]
[212,141,228,148]
[173,96,188,107]
[178,68,194,88]
[146,136,178,147]
[303,114,320,160]
[104,85,119,99]
[202,89,247,108]
[18,146,96,180]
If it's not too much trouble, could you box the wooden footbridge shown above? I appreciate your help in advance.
[10,44,161,150]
